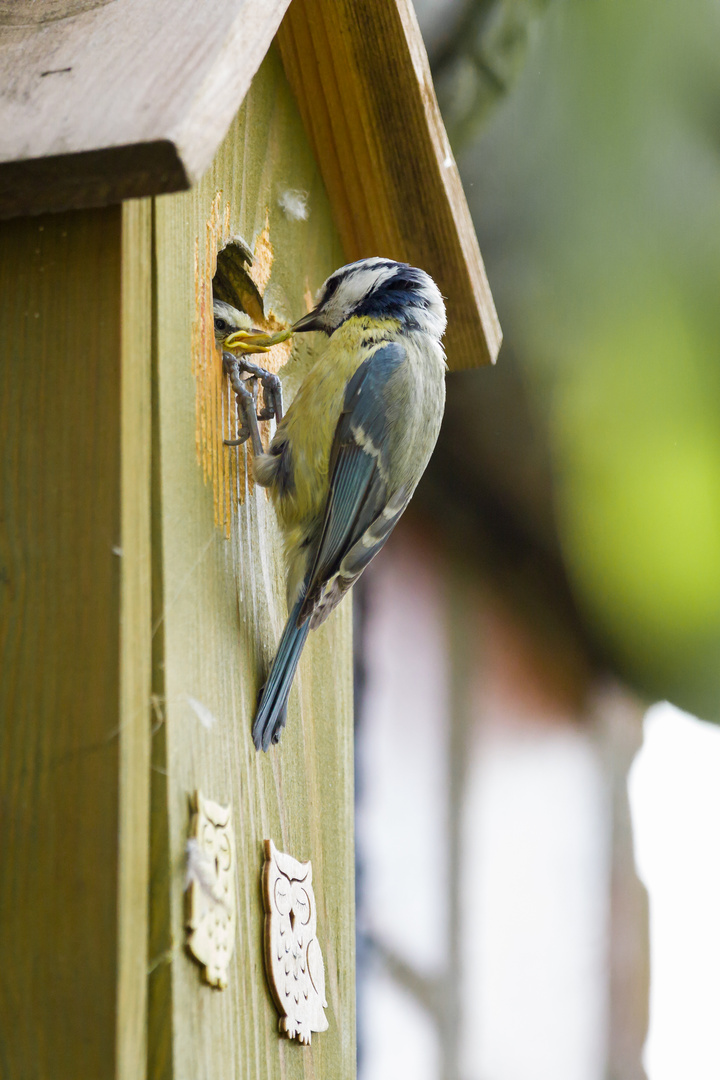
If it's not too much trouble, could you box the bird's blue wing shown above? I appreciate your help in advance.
[298,342,406,625]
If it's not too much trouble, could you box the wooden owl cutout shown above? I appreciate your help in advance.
[185,791,236,989]
[262,839,329,1044]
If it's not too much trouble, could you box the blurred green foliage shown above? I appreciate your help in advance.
[437,0,720,717]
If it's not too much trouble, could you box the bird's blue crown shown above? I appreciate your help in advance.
[294,257,447,341]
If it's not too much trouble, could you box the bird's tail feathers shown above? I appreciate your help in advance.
[252,596,311,752]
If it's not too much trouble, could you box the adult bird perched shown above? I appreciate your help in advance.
[250,257,448,751]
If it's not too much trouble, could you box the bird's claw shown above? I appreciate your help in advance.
[222,357,255,447]
[222,352,284,455]
[256,371,283,423]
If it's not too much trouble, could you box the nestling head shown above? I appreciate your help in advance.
[213,299,253,345]
[292,257,447,341]
[213,299,292,354]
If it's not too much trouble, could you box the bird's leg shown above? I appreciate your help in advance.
[222,352,264,456]
[222,327,289,426]
[221,327,289,453]
[231,356,284,425]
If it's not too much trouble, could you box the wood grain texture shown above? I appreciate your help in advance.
[149,46,355,1080]
[117,198,153,1080]
[0,0,291,218]
[277,0,502,370]
[0,202,152,1078]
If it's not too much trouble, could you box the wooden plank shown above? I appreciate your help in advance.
[149,46,355,1080]
[117,199,154,1080]
[0,202,152,1078]
[277,0,502,370]
[0,0,291,218]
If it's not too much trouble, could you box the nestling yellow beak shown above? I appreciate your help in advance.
[223,327,293,355]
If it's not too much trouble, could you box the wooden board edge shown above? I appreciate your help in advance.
[0,142,189,222]
[394,0,502,366]
[116,198,153,1080]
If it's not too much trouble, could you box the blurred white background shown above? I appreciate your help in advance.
[630,703,720,1080]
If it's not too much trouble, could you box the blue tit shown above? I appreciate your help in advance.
[251,257,447,751]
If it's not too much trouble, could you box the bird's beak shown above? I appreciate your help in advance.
[223,327,293,354]
[291,308,323,333]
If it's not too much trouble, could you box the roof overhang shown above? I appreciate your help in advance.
[0,0,500,368]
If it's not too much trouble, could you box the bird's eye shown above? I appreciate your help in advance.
[320,276,341,305]
[214,317,227,331]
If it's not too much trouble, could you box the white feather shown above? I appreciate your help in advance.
[278,189,309,221]
[184,694,219,729]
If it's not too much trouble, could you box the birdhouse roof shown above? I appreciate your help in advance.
[0,0,500,367]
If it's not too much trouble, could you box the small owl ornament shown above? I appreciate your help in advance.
[262,839,328,1044]
[185,791,236,989]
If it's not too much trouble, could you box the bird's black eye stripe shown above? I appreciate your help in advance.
[320,276,342,305]
[214,317,227,331]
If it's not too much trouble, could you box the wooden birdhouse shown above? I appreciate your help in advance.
[0,2,500,1079]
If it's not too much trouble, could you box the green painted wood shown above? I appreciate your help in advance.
[0,201,152,1079]
[148,46,355,1080]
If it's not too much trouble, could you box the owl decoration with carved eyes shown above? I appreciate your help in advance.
[185,791,236,989]
[262,839,328,1044]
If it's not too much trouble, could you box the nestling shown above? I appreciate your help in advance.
[251,257,447,751]
[213,299,290,355]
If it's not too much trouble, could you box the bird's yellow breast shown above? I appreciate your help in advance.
[271,317,401,538]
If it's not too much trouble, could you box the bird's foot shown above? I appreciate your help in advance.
[222,352,284,454]
[222,349,285,452]
[223,353,263,454]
